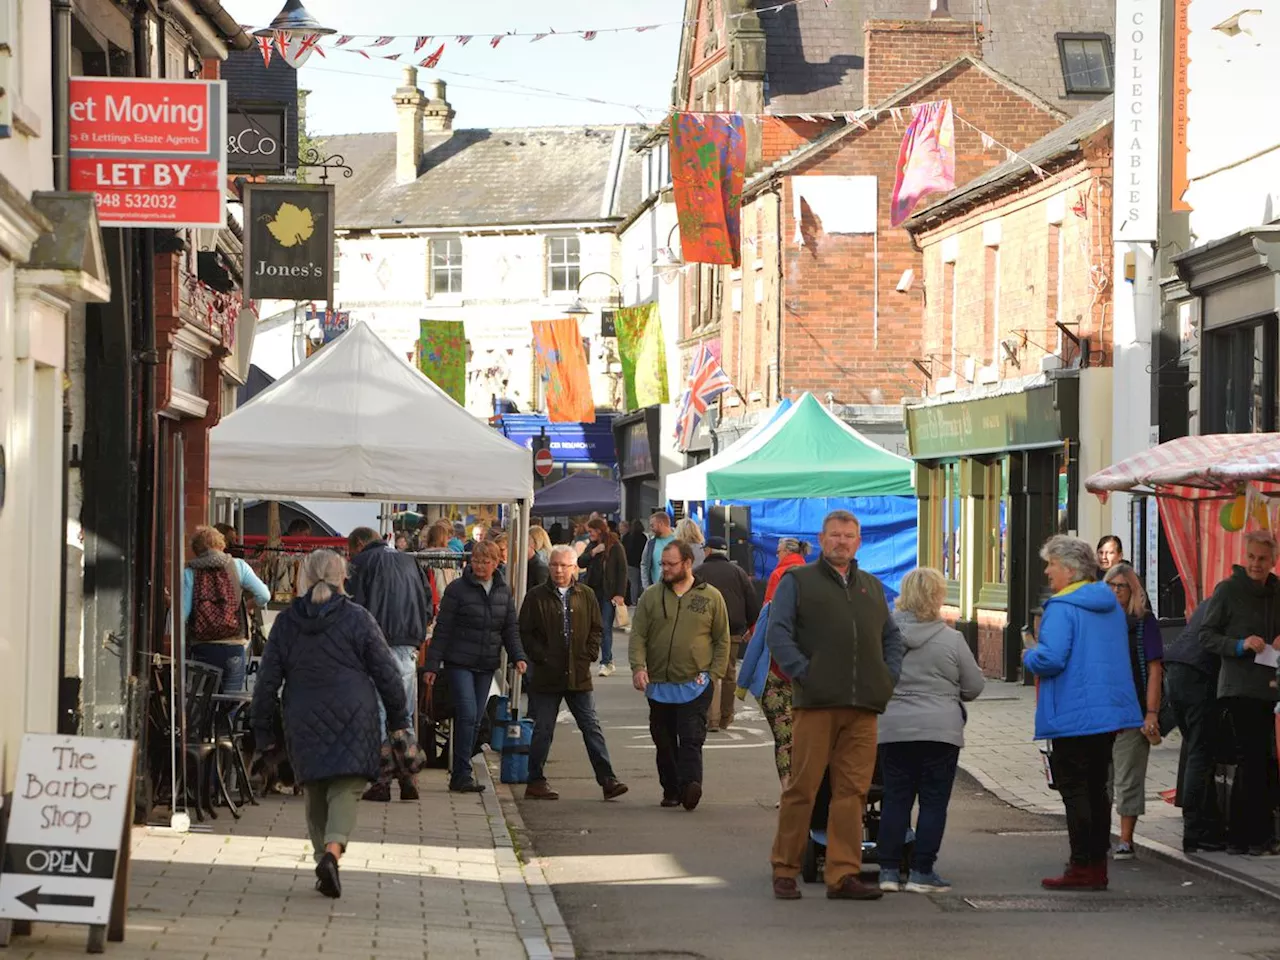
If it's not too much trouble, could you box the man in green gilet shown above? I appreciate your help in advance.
[765,509,904,901]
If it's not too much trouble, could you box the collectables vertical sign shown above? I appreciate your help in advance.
[68,77,227,229]
[1112,0,1163,242]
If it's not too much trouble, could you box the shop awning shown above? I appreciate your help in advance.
[1085,433,1280,498]
[532,473,620,516]
[706,393,914,500]
[1085,433,1280,609]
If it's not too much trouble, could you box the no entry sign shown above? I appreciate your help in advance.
[0,734,137,926]
[534,448,555,478]
[69,77,227,229]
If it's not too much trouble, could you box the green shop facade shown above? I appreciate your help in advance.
[905,374,1081,680]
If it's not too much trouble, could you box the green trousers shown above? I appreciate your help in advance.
[304,776,366,861]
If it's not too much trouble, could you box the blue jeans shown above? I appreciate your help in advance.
[877,741,961,874]
[447,667,493,787]
[191,642,248,693]
[598,595,615,666]
[375,646,420,783]
[528,690,616,785]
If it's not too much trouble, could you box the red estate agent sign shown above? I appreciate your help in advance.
[69,77,227,229]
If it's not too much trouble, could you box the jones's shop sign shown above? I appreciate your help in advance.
[0,735,137,927]
[68,76,227,229]
[242,183,335,302]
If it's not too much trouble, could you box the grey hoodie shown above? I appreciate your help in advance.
[877,611,986,748]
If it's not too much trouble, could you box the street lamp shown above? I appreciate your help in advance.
[655,224,684,268]
[254,0,335,69]
[563,271,621,316]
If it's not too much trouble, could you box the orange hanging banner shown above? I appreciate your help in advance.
[532,319,596,423]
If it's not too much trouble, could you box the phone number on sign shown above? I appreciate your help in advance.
[94,191,178,211]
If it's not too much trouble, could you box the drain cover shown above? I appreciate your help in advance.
[932,895,1272,914]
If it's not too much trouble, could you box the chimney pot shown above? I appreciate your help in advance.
[423,79,455,134]
[931,0,951,18]
[393,70,426,185]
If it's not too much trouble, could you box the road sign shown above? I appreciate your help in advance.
[68,77,227,229]
[534,447,554,478]
[0,735,137,927]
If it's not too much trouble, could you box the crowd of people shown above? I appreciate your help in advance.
[173,505,1280,904]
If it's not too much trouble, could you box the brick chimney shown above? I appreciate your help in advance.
[863,16,983,107]
[393,66,426,185]
[423,79,455,133]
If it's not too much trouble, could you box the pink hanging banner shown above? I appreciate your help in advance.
[889,100,956,227]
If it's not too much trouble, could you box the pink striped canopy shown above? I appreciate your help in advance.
[1085,434,1280,610]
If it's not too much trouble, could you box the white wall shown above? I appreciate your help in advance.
[0,0,64,792]
[328,230,621,419]
[1182,6,1280,245]
[1109,243,1156,562]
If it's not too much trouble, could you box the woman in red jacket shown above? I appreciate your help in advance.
[760,538,810,790]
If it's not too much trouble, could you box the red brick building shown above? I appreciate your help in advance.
[721,38,1067,416]
[902,99,1115,678]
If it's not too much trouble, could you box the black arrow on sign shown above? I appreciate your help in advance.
[15,886,95,912]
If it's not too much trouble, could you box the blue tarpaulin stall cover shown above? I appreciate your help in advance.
[532,473,621,517]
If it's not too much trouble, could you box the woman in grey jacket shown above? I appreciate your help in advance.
[876,567,985,894]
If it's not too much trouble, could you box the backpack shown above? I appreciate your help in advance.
[190,567,242,642]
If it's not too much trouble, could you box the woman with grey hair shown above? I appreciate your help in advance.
[877,567,985,894]
[1101,563,1164,861]
[251,549,410,900]
[1023,535,1143,891]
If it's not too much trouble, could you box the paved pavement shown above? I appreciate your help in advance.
[962,681,1280,896]
[514,674,1280,960]
[2,756,559,960]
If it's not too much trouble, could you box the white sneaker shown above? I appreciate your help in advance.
[598,663,616,677]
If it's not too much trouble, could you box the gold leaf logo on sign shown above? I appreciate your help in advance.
[260,202,318,248]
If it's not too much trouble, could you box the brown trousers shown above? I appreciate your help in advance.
[705,654,738,729]
[770,706,878,887]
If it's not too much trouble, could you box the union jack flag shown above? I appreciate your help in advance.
[674,344,733,449]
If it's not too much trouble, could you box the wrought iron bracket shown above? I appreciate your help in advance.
[295,146,353,183]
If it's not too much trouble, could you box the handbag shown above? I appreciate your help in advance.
[613,598,631,629]
[378,727,427,781]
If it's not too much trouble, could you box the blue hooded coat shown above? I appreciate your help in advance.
[1023,581,1143,740]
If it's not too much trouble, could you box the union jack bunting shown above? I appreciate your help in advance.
[415,36,432,52]
[673,344,733,449]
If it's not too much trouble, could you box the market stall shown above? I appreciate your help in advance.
[668,392,917,593]
[1085,433,1280,608]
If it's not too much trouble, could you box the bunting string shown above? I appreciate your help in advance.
[246,0,829,49]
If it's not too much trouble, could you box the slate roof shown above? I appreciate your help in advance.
[757,0,1116,116]
[906,94,1113,228]
[322,125,646,231]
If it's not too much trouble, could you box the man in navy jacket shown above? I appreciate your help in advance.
[347,527,431,802]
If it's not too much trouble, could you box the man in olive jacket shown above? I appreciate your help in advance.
[1198,529,1280,854]
[766,510,904,902]
[520,546,628,802]
[629,539,731,811]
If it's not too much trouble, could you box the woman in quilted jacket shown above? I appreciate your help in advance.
[251,549,409,900]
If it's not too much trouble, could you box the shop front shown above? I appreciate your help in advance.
[905,374,1080,680]
[495,412,618,483]
[613,407,662,520]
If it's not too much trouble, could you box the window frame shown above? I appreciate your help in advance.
[978,457,1010,609]
[1055,33,1115,96]
[1202,315,1278,434]
[547,235,581,294]
[429,236,464,297]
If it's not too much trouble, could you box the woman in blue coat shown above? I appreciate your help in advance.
[1023,535,1142,892]
[252,549,410,900]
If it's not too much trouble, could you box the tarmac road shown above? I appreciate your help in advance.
[510,672,1280,960]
